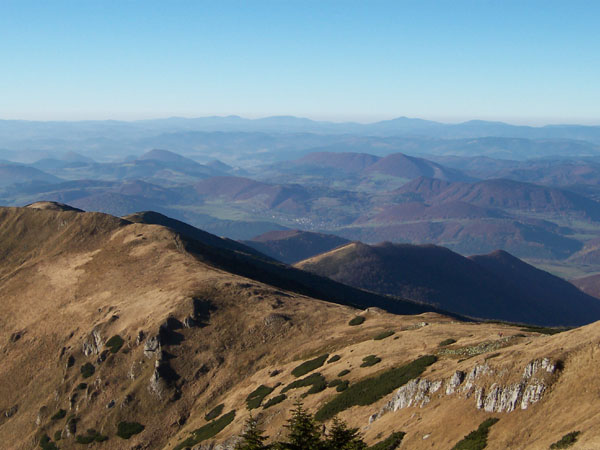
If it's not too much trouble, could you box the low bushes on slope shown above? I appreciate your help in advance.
[204,403,224,421]
[360,355,382,367]
[520,325,571,335]
[105,335,124,353]
[349,316,366,326]
[451,418,499,450]
[282,373,327,396]
[327,355,341,363]
[80,362,95,378]
[39,435,58,450]
[76,429,108,444]
[315,355,437,421]
[328,379,343,388]
[50,409,66,420]
[374,330,395,340]
[291,354,329,377]
[439,338,457,346]
[550,431,581,449]
[263,394,287,409]
[369,431,406,450]
[174,410,236,450]
[116,421,145,439]
[246,385,275,410]
[336,380,349,392]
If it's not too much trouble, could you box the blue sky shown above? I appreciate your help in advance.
[1,0,598,124]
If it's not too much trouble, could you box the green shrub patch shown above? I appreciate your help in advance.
[39,435,59,450]
[205,403,224,421]
[451,418,499,450]
[328,379,343,388]
[263,394,287,409]
[349,316,366,326]
[76,429,108,445]
[116,421,145,439]
[550,431,581,449]
[338,369,351,377]
[336,380,350,392]
[174,410,236,450]
[50,409,66,420]
[369,431,406,450]
[305,378,327,396]
[291,354,329,377]
[327,355,341,364]
[246,385,275,410]
[80,362,95,379]
[439,338,457,347]
[82,429,108,443]
[374,331,395,341]
[519,325,570,335]
[76,435,95,444]
[360,355,382,367]
[105,335,125,354]
[315,355,436,421]
[282,373,326,394]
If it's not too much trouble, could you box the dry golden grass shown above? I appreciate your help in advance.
[0,204,599,449]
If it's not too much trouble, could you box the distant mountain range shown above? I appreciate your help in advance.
[2,116,600,141]
[3,147,600,270]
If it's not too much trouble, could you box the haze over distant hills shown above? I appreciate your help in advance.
[2,115,600,140]
[2,116,600,165]
[3,116,600,278]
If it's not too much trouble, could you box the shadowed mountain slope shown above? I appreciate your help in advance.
[295,242,600,326]
[243,229,350,263]
[124,210,271,260]
[431,178,600,220]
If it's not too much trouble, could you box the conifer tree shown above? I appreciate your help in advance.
[324,417,367,450]
[236,415,269,450]
[282,401,323,450]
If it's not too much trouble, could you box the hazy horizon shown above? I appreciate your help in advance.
[2,0,598,124]
[1,113,599,128]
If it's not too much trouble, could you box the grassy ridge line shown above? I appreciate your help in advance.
[315,355,437,421]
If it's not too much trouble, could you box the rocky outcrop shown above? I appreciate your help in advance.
[3,405,18,418]
[82,329,103,356]
[521,380,546,409]
[144,335,161,358]
[477,357,557,413]
[370,379,441,423]
[148,360,168,399]
[36,406,48,426]
[370,357,559,424]
[522,357,556,378]
[445,370,465,395]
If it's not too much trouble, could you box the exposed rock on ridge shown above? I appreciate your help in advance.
[370,357,558,424]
